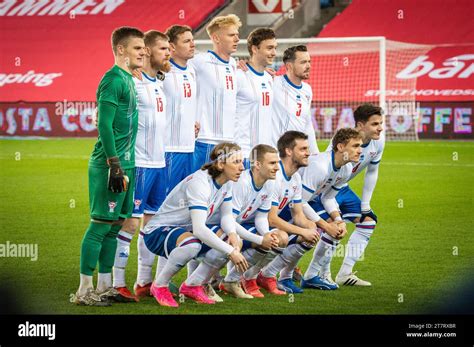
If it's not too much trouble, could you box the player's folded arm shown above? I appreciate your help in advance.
[254,210,271,235]
[190,209,234,255]
[321,187,341,221]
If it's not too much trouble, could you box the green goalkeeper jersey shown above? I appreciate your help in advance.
[89,65,138,169]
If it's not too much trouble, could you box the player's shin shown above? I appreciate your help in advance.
[112,230,134,288]
[97,224,121,292]
[304,233,339,280]
[155,243,201,287]
[185,249,228,286]
[79,222,111,295]
[137,232,155,286]
[279,243,313,281]
[246,247,281,279]
[339,221,376,276]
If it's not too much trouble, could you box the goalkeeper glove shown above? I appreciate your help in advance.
[360,209,377,223]
[107,156,129,193]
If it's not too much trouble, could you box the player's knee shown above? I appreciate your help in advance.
[275,230,288,248]
[121,217,140,234]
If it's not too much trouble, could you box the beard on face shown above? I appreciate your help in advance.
[151,56,171,73]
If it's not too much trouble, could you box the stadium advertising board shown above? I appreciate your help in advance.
[1,101,472,139]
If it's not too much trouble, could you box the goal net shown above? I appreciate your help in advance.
[195,37,434,141]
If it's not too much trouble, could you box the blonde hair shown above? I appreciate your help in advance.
[206,14,242,37]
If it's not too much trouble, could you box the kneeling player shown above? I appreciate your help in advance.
[141,143,249,307]
[297,128,362,289]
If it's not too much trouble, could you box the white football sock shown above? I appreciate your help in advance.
[225,248,264,282]
[278,243,312,281]
[112,230,133,288]
[304,233,339,280]
[339,221,376,276]
[155,256,167,279]
[185,249,228,286]
[187,259,199,278]
[155,243,201,287]
[97,272,112,292]
[137,232,156,286]
[78,274,93,296]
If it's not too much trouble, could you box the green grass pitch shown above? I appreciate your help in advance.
[1,138,473,315]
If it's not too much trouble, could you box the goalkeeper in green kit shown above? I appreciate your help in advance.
[71,27,145,306]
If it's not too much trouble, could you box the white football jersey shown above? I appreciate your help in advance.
[163,59,197,153]
[189,51,237,144]
[235,65,274,158]
[300,151,352,203]
[134,72,166,168]
[144,169,232,233]
[272,75,318,155]
[271,161,303,215]
[326,132,385,182]
[231,169,274,224]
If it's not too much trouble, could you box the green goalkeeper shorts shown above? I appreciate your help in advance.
[88,165,135,221]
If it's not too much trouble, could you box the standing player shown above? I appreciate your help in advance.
[71,27,144,306]
[163,25,198,192]
[235,28,276,167]
[141,143,249,307]
[190,14,241,171]
[111,31,171,301]
[272,45,319,155]
[322,104,384,286]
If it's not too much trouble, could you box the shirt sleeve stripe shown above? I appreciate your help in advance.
[293,199,302,204]
[232,208,240,215]
[370,160,381,165]
[331,186,342,191]
[223,196,232,202]
[271,201,279,206]
[257,208,270,213]
[189,206,208,211]
[302,184,315,194]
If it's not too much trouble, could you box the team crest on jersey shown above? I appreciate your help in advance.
[335,177,343,183]
[260,194,268,201]
[134,199,142,208]
[108,201,117,213]
[370,151,377,157]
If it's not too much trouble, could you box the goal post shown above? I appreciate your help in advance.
[195,37,433,141]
